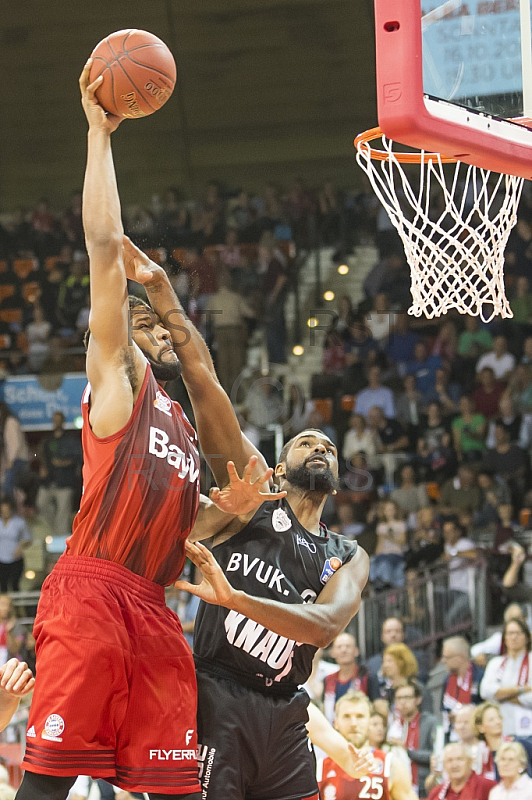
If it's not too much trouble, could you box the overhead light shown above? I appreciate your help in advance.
[45,536,53,545]
[74,416,83,429]
[337,264,349,275]
[25,570,35,580]
[307,317,318,328]
[292,345,304,356]
[323,290,335,301]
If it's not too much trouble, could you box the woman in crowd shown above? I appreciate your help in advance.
[474,702,508,781]
[372,642,419,717]
[369,499,407,589]
[489,741,532,799]
[342,412,376,462]
[0,594,25,665]
[479,619,532,737]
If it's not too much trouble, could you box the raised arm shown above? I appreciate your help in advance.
[79,63,145,438]
[121,236,268,485]
[306,702,373,778]
[176,541,370,648]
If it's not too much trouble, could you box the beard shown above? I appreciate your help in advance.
[142,349,182,382]
[285,457,339,495]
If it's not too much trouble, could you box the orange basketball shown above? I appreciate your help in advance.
[89,29,177,119]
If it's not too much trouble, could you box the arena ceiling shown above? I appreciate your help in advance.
[0,0,377,207]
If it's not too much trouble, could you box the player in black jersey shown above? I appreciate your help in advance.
[180,428,370,800]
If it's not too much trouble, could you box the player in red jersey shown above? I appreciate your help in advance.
[15,63,276,800]
[318,691,417,800]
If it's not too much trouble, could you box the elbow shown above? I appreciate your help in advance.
[86,232,123,254]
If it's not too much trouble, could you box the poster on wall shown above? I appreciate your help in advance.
[0,373,86,431]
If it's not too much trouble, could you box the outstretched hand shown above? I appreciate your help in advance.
[209,456,286,517]
[122,235,167,286]
[79,60,122,133]
[341,745,377,780]
[0,659,34,697]
[176,541,235,607]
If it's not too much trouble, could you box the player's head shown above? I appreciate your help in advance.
[85,296,182,383]
[128,296,182,382]
[275,429,339,495]
[334,690,372,749]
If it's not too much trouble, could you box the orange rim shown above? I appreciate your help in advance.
[354,126,457,164]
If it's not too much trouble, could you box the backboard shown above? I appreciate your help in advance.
[374,0,532,177]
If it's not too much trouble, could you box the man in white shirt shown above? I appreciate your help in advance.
[476,335,516,382]
[442,519,477,628]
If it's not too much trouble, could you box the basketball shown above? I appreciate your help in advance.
[89,29,177,119]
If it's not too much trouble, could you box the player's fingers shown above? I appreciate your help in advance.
[184,540,211,566]
[242,456,258,483]
[11,670,33,694]
[226,461,239,483]
[208,487,221,501]
[174,580,196,594]
[259,489,286,501]
[252,467,273,486]
[0,658,18,686]
[79,59,92,89]
[4,663,25,690]
[87,74,103,100]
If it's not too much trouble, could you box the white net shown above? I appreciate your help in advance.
[355,131,525,322]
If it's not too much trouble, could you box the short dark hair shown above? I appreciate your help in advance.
[402,678,423,699]
[278,428,325,465]
[83,295,153,351]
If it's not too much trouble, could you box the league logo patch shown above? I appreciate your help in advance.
[320,556,342,584]
[272,508,292,532]
[42,713,65,742]
[154,390,172,416]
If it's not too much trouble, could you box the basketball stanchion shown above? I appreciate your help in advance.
[354,127,525,322]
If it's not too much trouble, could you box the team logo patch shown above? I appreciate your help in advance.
[320,556,342,584]
[154,390,172,416]
[26,725,36,738]
[42,714,65,742]
[272,508,292,532]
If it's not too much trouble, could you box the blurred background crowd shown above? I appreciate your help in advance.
[0,175,532,796]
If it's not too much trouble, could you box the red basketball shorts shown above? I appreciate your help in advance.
[22,555,200,795]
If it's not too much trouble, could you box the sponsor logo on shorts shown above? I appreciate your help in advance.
[41,714,64,742]
[272,508,292,532]
[197,743,216,797]
[320,556,342,584]
[26,726,36,738]
[149,749,196,761]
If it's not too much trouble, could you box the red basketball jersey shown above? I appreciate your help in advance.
[318,750,392,800]
[66,365,200,585]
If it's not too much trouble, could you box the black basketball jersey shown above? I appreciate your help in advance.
[194,498,357,689]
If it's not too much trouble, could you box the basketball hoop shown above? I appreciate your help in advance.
[354,127,525,322]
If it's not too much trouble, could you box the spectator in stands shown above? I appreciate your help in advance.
[219,228,241,270]
[205,269,254,393]
[432,320,458,364]
[322,632,371,723]
[30,198,58,258]
[406,341,443,400]
[510,363,532,414]
[440,518,477,628]
[510,276,532,329]
[501,545,532,606]
[317,179,341,247]
[438,465,482,517]
[474,702,510,780]
[490,741,532,799]
[417,402,455,481]
[521,336,532,366]
[368,709,388,749]
[261,238,289,364]
[334,294,354,336]
[476,335,516,383]
[404,506,443,573]
[0,403,29,498]
[37,411,82,538]
[385,313,420,375]
[387,678,437,797]
[363,253,409,305]
[56,255,90,332]
[474,469,512,528]
[480,618,532,736]
[39,259,65,330]
[395,374,424,440]
[25,303,51,372]
[391,463,428,521]
[473,367,506,420]
[483,422,528,508]
[365,293,395,346]
[367,616,429,684]
[425,705,482,794]
[342,317,379,393]
[61,191,84,251]
[370,499,407,589]
[458,315,493,363]
[343,413,376,462]
[441,636,484,742]
[366,406,409,459]
[0,497,31,592]
[424,366,461,415]
[0,594,26,663]
[374,643,423,717]
[487,392,523,448]
[426,742,496,800]
[355,365,395,418]
[452,395,487,462]
[471,603,527,665]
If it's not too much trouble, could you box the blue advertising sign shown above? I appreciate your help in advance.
[0,373,86,430]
